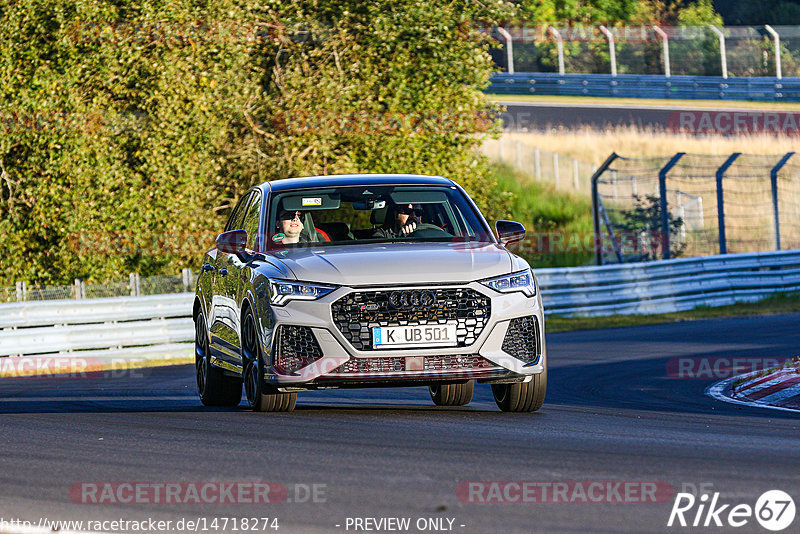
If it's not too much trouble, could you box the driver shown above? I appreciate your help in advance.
[372,202,421,238]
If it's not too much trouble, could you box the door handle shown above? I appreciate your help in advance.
[219,268,228,277]
[202,263,216,272]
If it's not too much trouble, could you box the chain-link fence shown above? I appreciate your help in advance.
[497,24,800,77]
[592,152,800,264]
[482,137,597,193]
[0,269,197,303]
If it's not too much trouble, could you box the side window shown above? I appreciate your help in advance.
[224,193,252,232]
[243,192,262,250]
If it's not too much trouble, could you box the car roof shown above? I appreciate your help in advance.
[260,174,456,193]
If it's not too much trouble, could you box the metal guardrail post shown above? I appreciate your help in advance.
[548,26,565,75]
[599,26,617,77]
[770,152,795,251]
[658,153,685,260]
[709,25,728,79]
[716,153,740,254]
[764,25,782,79]
[592,153,620,265]
[653,26,671,77]
[497,26,514,74]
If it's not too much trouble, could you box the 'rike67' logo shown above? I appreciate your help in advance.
[668,490,795,531]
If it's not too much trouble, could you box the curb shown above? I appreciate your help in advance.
[707,358,800,413]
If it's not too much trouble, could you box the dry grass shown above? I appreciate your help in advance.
[502,127,800,166]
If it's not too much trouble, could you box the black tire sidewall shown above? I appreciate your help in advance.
[242,312,266,410]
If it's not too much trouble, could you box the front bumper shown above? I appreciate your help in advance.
[260,282,545,388]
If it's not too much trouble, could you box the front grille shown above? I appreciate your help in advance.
[331,288,491,351]
[330,355,496,375]
[502,316,541,365]
[272,325,323,375]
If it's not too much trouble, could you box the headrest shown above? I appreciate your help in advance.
[370,205,389,226]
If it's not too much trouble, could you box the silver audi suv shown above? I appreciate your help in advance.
[193,174,546,412]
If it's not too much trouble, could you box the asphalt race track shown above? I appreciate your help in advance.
[496,100,772,132]
[1,314,799,533]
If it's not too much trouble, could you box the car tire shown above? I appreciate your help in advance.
[429,380,474,406]
[491,371,546,412]
[195,313,242,407]
[241,310,297,412]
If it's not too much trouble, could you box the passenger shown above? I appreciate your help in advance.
[372,203,421,238]
[277,210,306,244]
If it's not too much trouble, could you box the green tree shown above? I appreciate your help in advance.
[618,194,685,260]
[0,0,513,285]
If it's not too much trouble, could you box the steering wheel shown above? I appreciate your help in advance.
[408,223,453,238]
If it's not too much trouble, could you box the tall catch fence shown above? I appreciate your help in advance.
[592,152,800,264]
[494,24,800,78]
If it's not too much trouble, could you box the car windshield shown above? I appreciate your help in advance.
[266,184,493,250]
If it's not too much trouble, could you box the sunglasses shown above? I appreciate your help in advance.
[278,210,305,221]
[396,206,422,216]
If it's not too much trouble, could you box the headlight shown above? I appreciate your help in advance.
[480,269,536,297]
[267,279,337,306]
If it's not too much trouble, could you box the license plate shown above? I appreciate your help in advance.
[372,324,458,349]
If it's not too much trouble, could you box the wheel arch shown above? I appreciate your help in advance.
[193,295,203,322]
[240,290,256,327]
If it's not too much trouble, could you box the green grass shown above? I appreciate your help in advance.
[491,162,594,268]
[486,93,800,111]
[546,292,800,332]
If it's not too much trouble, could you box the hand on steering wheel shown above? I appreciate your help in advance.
[399,221,417,236]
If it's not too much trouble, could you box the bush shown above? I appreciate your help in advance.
[0,0,513,284]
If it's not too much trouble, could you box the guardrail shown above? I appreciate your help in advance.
[487,73,800,102]
[0,293,194,359]
[537,249,800,316]
[1,249,799,359]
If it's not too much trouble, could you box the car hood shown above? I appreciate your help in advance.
[266,241,513,286]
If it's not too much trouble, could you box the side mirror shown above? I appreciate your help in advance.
[216,229,248,255]
[496,220,526,247]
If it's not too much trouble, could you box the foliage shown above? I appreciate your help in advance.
[518,0,644,24]
[0,0,513,285]
[676,0,723,25]
[514,0,733,75]
[618,194,685,260]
